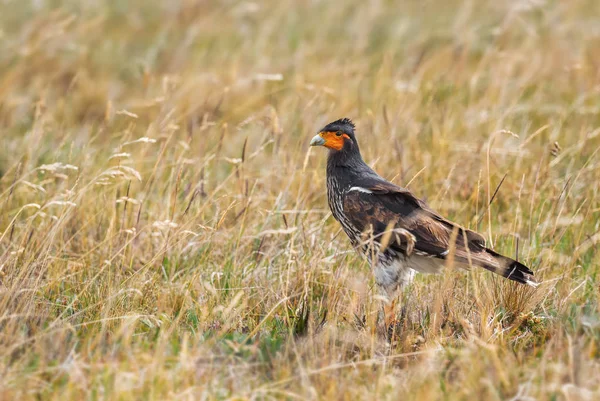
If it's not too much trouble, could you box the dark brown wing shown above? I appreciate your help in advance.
[343,179,484,256]
[342,178,536,285]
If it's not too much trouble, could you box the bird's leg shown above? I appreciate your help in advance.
[376,284,397,338]
[385,273,414,341]
[376,285,401,341]
[384,297,397,328]
[384,297,401,341]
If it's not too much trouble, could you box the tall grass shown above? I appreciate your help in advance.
[1,0,599,399]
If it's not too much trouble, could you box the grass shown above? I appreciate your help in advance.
[1,0,600,399]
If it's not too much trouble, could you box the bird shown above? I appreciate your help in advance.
[309,118,538,328]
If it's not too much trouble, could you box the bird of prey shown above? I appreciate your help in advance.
[309,118,537,327]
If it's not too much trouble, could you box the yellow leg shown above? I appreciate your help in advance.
[384,298,397,328]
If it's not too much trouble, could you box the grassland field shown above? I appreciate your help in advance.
[1,0,600,399]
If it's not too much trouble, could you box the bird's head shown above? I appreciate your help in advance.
[310,118,357,152]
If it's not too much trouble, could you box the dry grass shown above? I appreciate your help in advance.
[1,0,600,399]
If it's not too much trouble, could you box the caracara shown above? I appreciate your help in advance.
[310,118,537,326]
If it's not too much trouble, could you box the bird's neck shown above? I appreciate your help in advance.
[326,148,370,185]
[326,143,363,165]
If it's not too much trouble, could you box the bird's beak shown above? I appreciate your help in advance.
[310,133,326,147]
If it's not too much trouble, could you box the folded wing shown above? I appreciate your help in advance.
[342,178,537,286]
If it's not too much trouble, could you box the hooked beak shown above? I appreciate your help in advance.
[309,133,326,147]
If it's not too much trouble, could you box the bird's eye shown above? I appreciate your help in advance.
[336,131,343,137]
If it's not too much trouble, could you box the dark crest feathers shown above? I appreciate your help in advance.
[334,118,355,129]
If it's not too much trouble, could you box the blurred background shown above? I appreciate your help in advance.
[1,0,600,399]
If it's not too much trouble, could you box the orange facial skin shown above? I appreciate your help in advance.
[319,131,351,151]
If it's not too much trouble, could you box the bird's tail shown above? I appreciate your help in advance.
[473,248,538,287]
